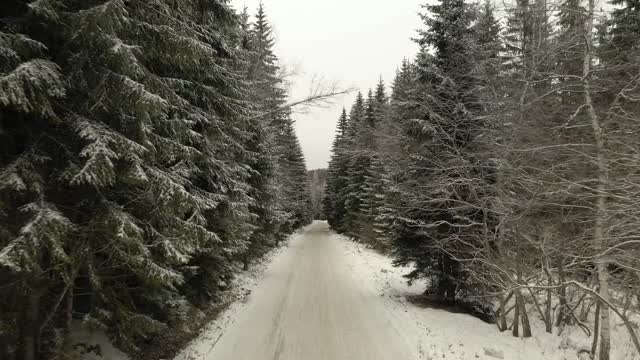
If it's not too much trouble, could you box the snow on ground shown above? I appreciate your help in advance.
[174,229,304,360]
[338,234,640,360]
[180,221,415,360]
[68,322,129,360]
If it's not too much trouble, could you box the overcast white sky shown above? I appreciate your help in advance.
[231,0,423,169]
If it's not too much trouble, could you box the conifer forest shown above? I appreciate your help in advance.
[2,0,640,360]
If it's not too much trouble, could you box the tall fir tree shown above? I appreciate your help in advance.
[0,2,67,358]
[0,1,313,358]
[239,4,286,270]
[358,81,390,247]
[602,0,640,64]
[279,120,313,229]
[342,92,369,239]
[249,4,311,237]
[390,0,494,303]
[324,109,350,231]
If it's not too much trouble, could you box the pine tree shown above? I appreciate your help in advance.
[342,92,369,239]
[602,0,640,64]
[557,0,587,74]
[308,169,328,220]
[359,153,391,248]
[471,1,503,84]
[369,61,419,257]
[0,4,67,357]
[324,109,350,231]
[1,0,260,356]
[555,0,588,142]
[0,1,311,358]
[593,4,640,355]
[389,0,494,303]
[249,4,311,238]
[238,4,286,270]
[279,120,313,231]
[504,0,553,78]
[356,81,390,247]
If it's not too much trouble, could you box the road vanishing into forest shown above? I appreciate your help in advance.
[205,221,412,360]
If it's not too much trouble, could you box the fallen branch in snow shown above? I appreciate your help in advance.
[205,326,224,356]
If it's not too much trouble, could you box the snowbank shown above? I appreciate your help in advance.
[337,235,640,360]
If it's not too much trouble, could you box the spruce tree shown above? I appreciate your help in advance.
[557,0,587,74]
[471,1,503,84]
[238,4,285,269]
[324,109,350,231]
[0,3,67,358]
[282,123,313,229]
[1,0,259,356]
[357,81,390,247]
[308,169,328,220]
[359,153,391,248]
[390,0,493,303]
[0,1,313,358]
[248,4,311,237]
[342,93,368,238]
[373,61,419,258]
[602,0,640,64]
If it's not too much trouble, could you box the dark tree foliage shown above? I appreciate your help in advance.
[0,1,310,359]
[308,168,328,220]
[238,3,311,270]
[602,0,640,64]
[323,0,640,356]
[324,109,350,231]
[325,0,498,304]
[388,0,495,303]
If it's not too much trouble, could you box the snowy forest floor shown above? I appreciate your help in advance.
[175,221,412,359]
[338,230,639,360]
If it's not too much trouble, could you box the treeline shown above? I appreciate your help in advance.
[0,1,310,359]
[308,169,328,220]
[324,0,640,358]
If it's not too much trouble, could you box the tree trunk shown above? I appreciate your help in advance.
[512,292,520,338]
[616,306,640,356]
[513,251,531,337]
[437,255,456,304]
[518,290,532,338]
[61,287,75,359]
[499,293,509,332]
[592,302,601,357]
[595,222,611,360]
[545,287,553,333]
[582,0,610,357]
[556,259,569,327]
[543,257,553,333]
[623,291,632,318]
[581,291,596,322]
[20,291,41,360]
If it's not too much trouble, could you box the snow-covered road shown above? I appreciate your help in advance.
[190,221,413,360]
[176,221,640,360]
